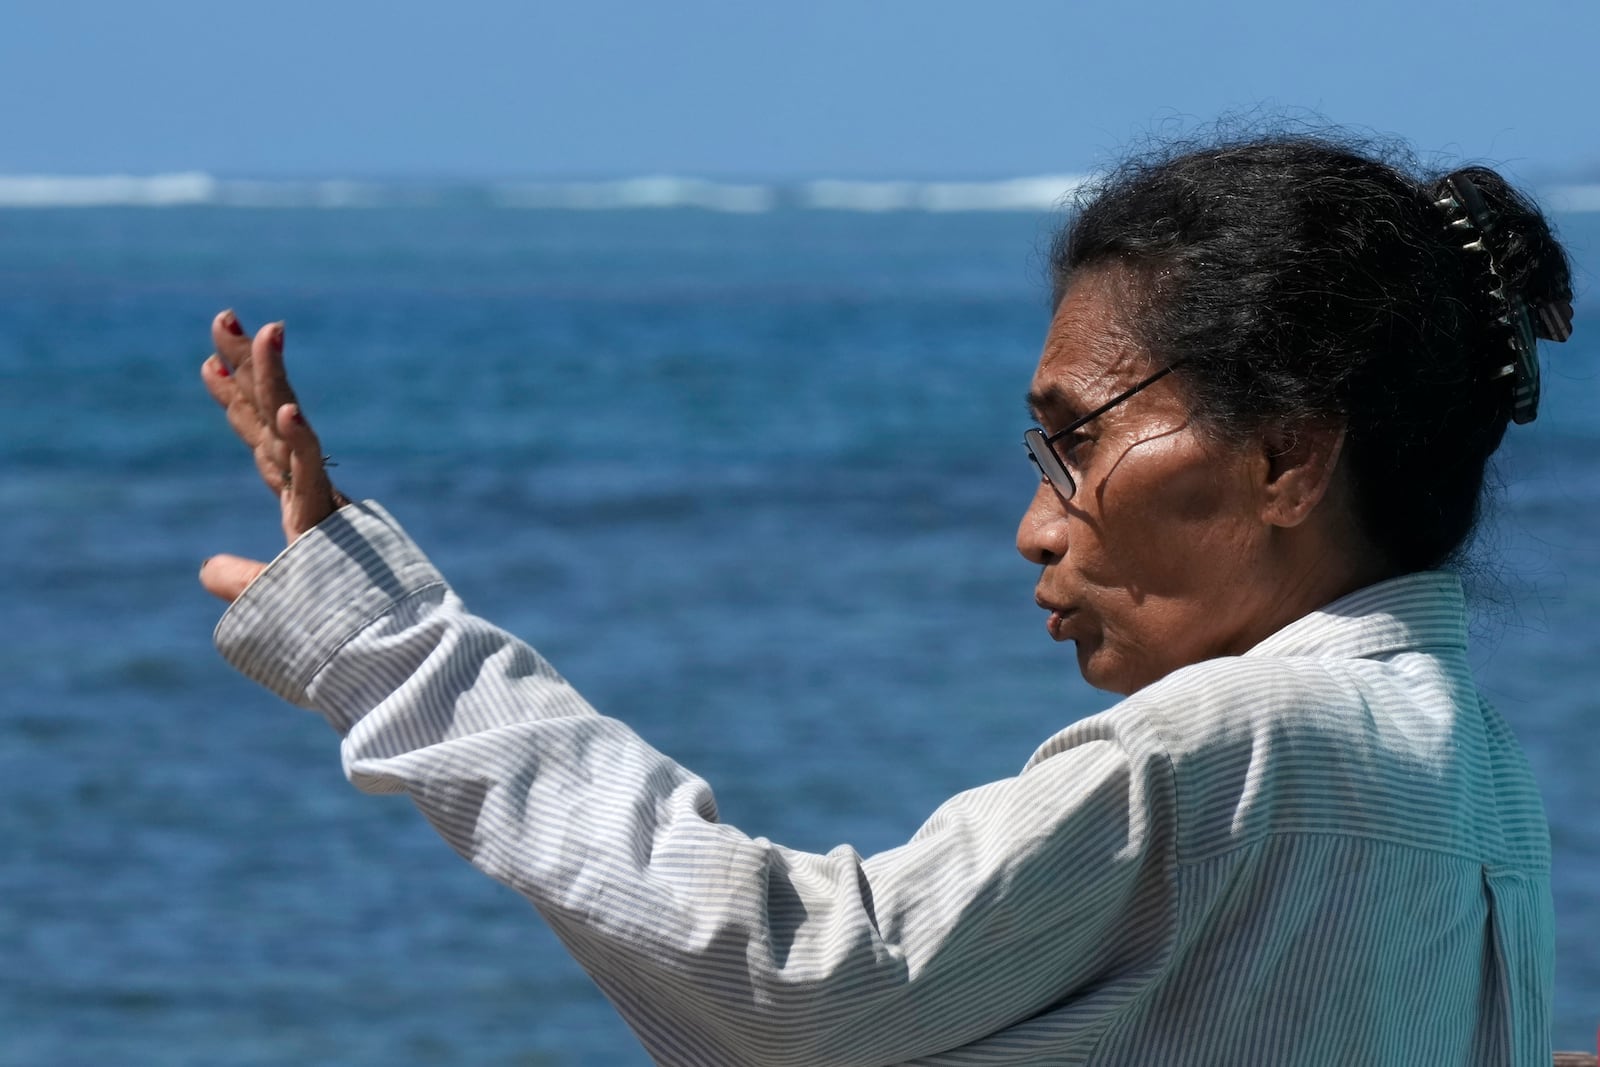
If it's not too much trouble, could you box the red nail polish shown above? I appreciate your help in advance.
[292,410,306,426]
[224,314,244,337]
[272,324,285,351]
[216,361,230,378]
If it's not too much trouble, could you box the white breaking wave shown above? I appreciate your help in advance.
[492,176,775,213]
[803,175,1086,212]
[0,173,396,209]
[216,180,391,209]
[0,172,219,207]
[0,171,1083,212]
[0,171,1593,213]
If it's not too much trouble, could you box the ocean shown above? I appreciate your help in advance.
[2,189,1596,1064]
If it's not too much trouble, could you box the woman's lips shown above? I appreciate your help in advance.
[1044,607,1077,641]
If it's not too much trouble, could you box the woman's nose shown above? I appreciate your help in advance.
[1017,480,1070,564]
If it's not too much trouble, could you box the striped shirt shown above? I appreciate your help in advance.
[215,501,1554,1066]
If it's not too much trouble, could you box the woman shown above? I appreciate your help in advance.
[200,134,1575,1065]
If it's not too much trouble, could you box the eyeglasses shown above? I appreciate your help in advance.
[1024,362,1183,502]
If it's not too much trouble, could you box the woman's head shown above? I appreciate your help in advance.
[1019,130,1575,693]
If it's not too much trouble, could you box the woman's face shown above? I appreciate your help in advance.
[1017,267,1284,694]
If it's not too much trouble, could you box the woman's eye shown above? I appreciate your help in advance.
[1058,433,1092,465]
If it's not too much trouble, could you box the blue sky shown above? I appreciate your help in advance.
[4,0,1597,180]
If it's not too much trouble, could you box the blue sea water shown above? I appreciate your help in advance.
[0,202,1596,1065]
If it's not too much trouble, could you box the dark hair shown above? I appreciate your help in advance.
[1052,131,1574,575]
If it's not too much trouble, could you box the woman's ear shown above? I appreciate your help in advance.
[1257,421,1346,528]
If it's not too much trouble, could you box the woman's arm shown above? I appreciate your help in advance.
[202,319,1179,1067]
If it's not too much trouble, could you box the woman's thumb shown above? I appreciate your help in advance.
[199,554,268,603]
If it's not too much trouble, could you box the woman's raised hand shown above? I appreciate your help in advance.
[198,310,347,604]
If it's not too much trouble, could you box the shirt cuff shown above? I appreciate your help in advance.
[212,501,446,708]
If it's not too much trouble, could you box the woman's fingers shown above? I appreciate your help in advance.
[255,324,297,475]
[200,352,281,487]
[275,401,340,541]
[200,311,345,603]
[252,323,297,426]
[201,310,344,593]
[210,310,252,371]
[211,311,262,416]
[199,554,268,604]
[200,353,239,411]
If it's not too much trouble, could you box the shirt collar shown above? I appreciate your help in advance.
[1243,571,1468,661]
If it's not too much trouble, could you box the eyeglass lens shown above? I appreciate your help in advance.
[1024,427,1076,501]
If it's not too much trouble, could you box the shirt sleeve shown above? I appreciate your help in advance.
[214,502,1180,1067]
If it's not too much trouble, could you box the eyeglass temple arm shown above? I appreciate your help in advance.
[1045,360,1185,445]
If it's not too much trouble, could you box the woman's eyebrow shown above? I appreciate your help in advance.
[1026,383,1082,422]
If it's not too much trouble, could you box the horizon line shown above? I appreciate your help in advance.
[1,171,1596,213]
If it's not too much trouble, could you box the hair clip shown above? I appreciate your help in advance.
[1500,289,1541,424]
[1439,174,1542,424]
[1536,298,1574,343]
